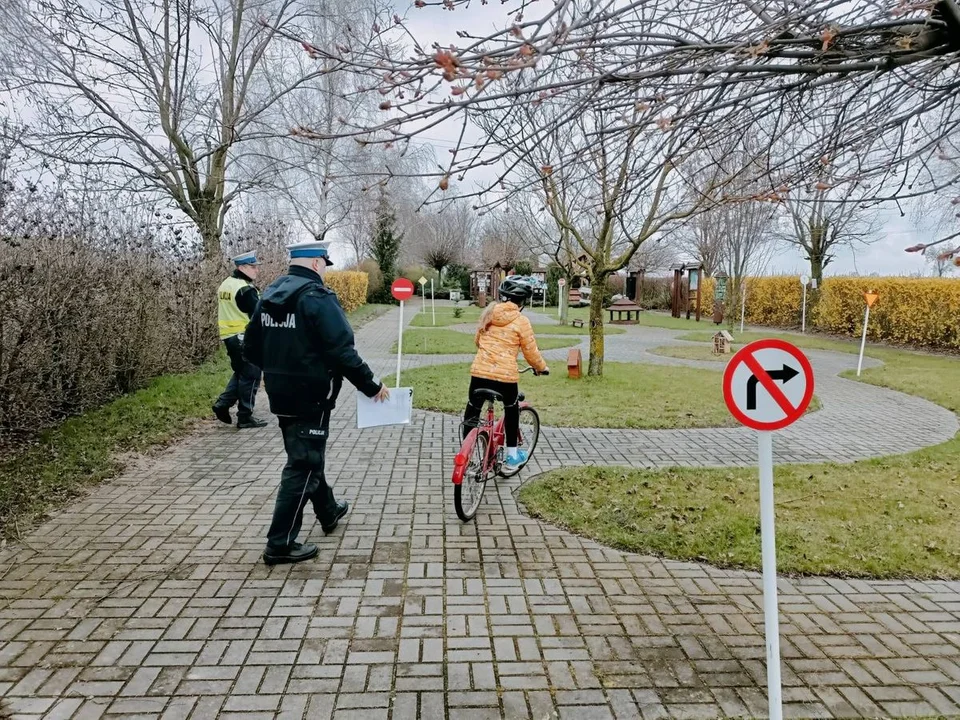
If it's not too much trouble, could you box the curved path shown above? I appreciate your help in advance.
[385,309,958,468]
[1,304,958,720]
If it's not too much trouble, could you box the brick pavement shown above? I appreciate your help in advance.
[1,305,958,719]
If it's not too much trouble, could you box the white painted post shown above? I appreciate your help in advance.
[396,300,404,388]
[801,285,807,334]
[431,279,435,326]
[740,282,747,334]
[758,431,783,720]
[857,305,870,377]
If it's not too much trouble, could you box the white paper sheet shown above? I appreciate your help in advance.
[356,387,413,429]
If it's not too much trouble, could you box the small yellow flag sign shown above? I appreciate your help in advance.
[864,291,879,308]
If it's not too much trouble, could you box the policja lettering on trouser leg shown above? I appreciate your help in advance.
[213,250,267,429]
[241,240,390,566]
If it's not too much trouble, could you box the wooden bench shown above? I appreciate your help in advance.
[571,319,585,328]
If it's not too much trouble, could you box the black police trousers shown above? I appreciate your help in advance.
[265,414,340,551]
[215,335,261,421]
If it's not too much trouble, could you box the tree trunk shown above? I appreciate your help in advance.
[587,277,607,377]
[809,252,825,285]
[198,199,223,260]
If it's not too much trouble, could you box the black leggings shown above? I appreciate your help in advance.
[463,377,520,446]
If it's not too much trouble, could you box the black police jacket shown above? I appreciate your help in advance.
[242,266,382,418]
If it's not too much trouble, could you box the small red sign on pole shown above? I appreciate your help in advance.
[391,278,415,302]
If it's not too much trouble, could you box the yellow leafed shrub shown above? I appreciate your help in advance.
[812,277,960,349]
[743,276,806,328]
[324,271,369,313]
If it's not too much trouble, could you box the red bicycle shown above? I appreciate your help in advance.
[452,366,544,522]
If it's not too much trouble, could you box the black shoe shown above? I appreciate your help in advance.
[212,404,232,425]
[320,500,350,535]
[237,416,268,429]
[262,542,319,566]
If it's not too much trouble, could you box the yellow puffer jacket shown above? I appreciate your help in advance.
[470,302,548,383]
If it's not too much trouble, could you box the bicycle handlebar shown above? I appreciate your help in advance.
[520,366,549,376]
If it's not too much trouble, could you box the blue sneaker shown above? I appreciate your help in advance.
[503,449,529,473]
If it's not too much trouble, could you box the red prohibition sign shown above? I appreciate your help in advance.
[722,338,815,432]
[391,278,415,301]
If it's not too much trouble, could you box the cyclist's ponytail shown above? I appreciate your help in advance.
[477,302,499,339]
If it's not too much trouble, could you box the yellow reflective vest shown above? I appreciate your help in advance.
[217,276,252,339]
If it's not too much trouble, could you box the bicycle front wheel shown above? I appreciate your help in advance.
[454,431,490,522]
[500,406,540,479]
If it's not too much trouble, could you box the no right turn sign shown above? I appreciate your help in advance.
[723,339,814,431]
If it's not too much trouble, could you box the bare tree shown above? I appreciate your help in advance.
[275,0,960,212]
[925,246,956,276]
[777,180,880,284]
[1,0,335,259]
[406,199,476,279]
[681,214,725,277]
[469,67,769,376]
[479,214,528,270]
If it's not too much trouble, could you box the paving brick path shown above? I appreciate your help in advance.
[2,306,958,719]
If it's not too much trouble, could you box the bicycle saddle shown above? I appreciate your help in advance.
[471,388,503,404]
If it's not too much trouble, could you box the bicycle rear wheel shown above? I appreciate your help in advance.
[500,406,540,479]
[454,431,490,522]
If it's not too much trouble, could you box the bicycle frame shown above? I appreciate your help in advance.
[451,400,533,486]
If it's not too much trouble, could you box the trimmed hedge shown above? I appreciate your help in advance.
[325,271,369,313]
[742,275,960,350]
[813,277,960,349]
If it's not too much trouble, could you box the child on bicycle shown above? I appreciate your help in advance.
[463,276,549,473]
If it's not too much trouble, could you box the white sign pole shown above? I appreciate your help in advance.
[740,282,747,334]
[857,305,870,377]
[396,300,404,388]
[431,279,435,326]
[801,285,807,334]
[758,430,783,720]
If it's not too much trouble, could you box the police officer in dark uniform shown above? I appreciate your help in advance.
[243,240,389,566]
[213,250,267,429]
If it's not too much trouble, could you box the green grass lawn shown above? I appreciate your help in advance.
[399,361,737,429]
[531,323,625,336]
[393,329,579,355]
[548,306,716,331]
[0,304,390,539]
[678,329,861,355]
[648,345,728,363]
[520,344,960,579]
[410,306,481,327]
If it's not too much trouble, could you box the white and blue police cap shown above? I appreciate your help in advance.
[287,240,334,266]
[232,250,260,266]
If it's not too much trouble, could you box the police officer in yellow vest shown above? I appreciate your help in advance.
[213,251,267,429]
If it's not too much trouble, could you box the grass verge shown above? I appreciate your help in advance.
[393,329,579,355]
[410,306,481,327]
[0,304,389,540]
[648,345,727,363]
[677,329,861,355]
[401,361,736,429]
[531,323,625,336]
[541,306,717,331]
[520,342,960,578]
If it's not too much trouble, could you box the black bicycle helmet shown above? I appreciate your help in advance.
[499,275,535,304]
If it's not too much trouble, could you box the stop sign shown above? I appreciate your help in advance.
[391,278,415,301]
